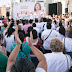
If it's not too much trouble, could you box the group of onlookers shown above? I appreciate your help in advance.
[0,12,72,72]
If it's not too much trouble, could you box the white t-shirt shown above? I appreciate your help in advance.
[63,37,72,52]
[4,35,15,52]
[8,68,46,72]
[36,22,43,31]
[44,52,72,72]
[36,68,46,72]
[57,32,65,40]
[56,27,60,32]
[41,29,58,50]
[51,22,56,30]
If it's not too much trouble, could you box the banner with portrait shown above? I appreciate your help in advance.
[13,2,45,20]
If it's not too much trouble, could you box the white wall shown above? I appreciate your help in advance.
[65,0,72,14]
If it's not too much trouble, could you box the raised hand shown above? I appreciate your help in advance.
[14,31,22,45]
[28,32,33,47]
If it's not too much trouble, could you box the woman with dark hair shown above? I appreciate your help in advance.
[4,21,17,56]
[24,29,42,48]
[24,29,42,67]
[57,25,65,40]
[63,26,72,58]
[6,32,47,72]
[4,28,15,56]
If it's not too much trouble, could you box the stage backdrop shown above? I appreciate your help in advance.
[13,2,45,20]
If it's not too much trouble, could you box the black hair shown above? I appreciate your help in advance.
[43,18,47,22]
[54,20,57,25]
[46,22,51,29]
[29,29,38,39]
[26,20,29,24]
[26,26,33,37]
[10,20,14,28]
[59,22,62,27]
[29,19,33,24]
[32,23,36,27]
[4,23,8,28]
[18,32,25,51]
[16,20,19,25]
[7,28,15,37]
[10,58,35,72]
[62,19,65,21]
[59,26,65,36]
[0,34,2,41]
[35,18,38,23]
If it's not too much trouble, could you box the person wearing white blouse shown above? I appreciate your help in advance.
[63,27,72,58]
[44,38,72,72]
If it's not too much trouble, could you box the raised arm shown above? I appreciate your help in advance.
[6,31,22,72]
[14,20,18,33]
[28,32,47,72]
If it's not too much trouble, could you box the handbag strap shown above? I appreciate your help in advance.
[44,30,52,41]
[64,38,65,48]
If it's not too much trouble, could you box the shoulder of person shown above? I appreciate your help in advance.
[36,68,46,72]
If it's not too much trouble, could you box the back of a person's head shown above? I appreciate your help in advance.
[7,28,15,37]
[43,18,47,22]
[31,29,38,39]
[47,19,52,23]
[59,26,65,36]
[18,25,21,30]
[29,19,33,24]
[68,26,72,38]
[59,22,62,27]
[26,26,33,37]
[46,22,51,29]
[35,18,38,23]
[28,29,38,39]
[27,26,33,33]
[25,20,29,24]
[4,23,8,28]
[50,38,64,52]
[10,58,35,72]
[32,23,36,27]
[16,20,19,25]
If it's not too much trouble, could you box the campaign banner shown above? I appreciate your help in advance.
[13,2,45,20]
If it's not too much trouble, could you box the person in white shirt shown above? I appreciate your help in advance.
[32,23,40,36]
[6,30,47,72]
[41,22,58,53]
[18,20,23,30]
[63,27,72,58]
[44,37,72,72]
[57,25,65,40]
[4,28,15,56]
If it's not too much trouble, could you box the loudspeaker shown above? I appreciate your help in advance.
[6,11,10,17]
[65,8,68,13]
[49,2,62,16]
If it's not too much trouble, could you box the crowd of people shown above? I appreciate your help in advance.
[0,12,72,72]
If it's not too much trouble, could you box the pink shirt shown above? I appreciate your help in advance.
[23,23,32,33]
